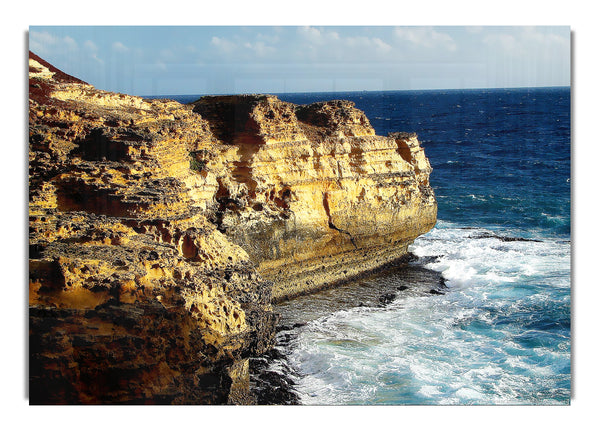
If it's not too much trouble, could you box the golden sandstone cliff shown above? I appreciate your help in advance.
[28,52,436,404]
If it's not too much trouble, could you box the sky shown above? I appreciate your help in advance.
[29,26,570,96]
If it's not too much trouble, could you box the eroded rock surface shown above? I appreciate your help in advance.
[29,52,276,404]
[191,95,437,300]
[28,52,436,404]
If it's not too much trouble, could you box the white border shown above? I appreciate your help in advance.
[6,2,598,429]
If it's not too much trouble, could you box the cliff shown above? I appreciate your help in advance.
[192,95,437,299]
[28,52,436,404]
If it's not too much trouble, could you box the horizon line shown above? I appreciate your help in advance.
[140,85,570,99]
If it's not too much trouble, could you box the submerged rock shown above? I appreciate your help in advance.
[378,292,398,305]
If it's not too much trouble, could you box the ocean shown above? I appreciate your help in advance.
[170,87,571,405]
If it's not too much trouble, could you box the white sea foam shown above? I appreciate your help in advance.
[410,223,570,291]
[287,222,571,405]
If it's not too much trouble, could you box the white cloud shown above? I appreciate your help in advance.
[394,27,457,52]
[466,26,483,34]
[84,40,98,52]
[343,36,392,54]
[29,30,57,53]
[63,36,78,50]
[243,41,275,57]
[112,41,129,52]
[297,26,341,45]
[211,35,276,59]
[210,36,236,53]
[298,26,323,43]
[29,30,78,55]
[30,30,58,45]
[483,33,518,52]
[372,38,393,54]
[294,27,394,61]
[82,40,103,63]
[206,27,396,64]
[256,32,280,44]
[522,26,570,51]
[483,27,570,57]
[154,62,167,71]
[479,27,570,87]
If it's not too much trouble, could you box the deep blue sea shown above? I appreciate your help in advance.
[171,88,571,405]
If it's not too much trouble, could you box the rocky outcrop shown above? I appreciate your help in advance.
[29,52,276,404]
[192,95,437,300]
[28,52,436,404]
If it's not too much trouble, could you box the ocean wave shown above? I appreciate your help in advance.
[282,224,570,405]
[467,194,487,202]
[409,226,570,289]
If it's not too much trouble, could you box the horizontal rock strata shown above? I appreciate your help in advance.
[192,95,437,300]
[28,51,436,404]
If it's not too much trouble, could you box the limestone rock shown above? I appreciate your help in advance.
[190,95,437,300]
[28,51,436,404]
[29,52,276,404]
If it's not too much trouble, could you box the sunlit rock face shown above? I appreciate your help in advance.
[191,95,437,300]
[29,52,276,404]
[28,51,435,404]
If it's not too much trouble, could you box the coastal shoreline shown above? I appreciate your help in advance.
[28,52,436,404]
[251,257,448,405]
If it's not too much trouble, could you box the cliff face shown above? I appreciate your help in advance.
[28,52,436,404]
[192,95,437,300]
[29,53,275,404]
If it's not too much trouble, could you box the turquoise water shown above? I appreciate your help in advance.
[284,223,570,405]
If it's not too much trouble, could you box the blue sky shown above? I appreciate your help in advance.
[29,26,570,96]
